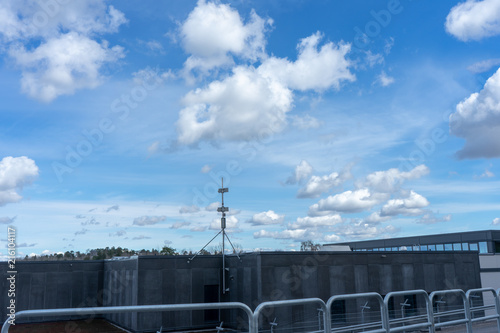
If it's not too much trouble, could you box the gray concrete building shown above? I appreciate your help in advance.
[1,250,482,332]
[324,229,500,297]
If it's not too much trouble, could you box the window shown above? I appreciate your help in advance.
[406,246,413,252]
[445,244,453,251]
[462,243,469,251]
[420,245,428,251]
[385,247,392,251]
[495,242,500,254]
[436,244,444,251]
[392,247,399,251]
[479,242,488,254]
[428,244,436,251]
[469,243,478,251]
[413,245,420,251]
[453,243,462,251]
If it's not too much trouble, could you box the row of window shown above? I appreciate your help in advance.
[353,241,489,253]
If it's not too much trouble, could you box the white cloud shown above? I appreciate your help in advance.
[105,205,119,212]
[180,0,271,75]
[176,5,355,146]
[493,217,500,225]
[169,221,191,229]
[289,214,343,229]
[417,213,452,225]
[248,210,284,226]
[179,205,200,214]
[449,68,500,158]
[201,165,212,173]
[210,215,238,230]
[9,32,124,102]
[133,215,166,226]
[0,216,16,224]
[0,1,127,102]
[467,58,500,73]
[290,114,322,130]
[376,70,395,87]
[253,228,322,241]
[176,65,293,144]
[365,51,384,67]
[286,160,313,185]
[309,188,388,215]
[297,165,352,199]
[380,191,429,217]
[364,212,392,224]
[332,221,398,240]
[364,164,429,193]
[205,202,220,211]
[445,0,500,41]
[0,1,127,42]
[0,156,38,206]
[259,32,355,91]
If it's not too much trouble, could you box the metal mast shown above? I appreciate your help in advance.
[188,178,241,294]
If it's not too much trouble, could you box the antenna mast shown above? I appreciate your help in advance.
[188,177,241,294]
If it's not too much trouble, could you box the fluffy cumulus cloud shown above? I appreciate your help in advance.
[493,217,500,225]
[175,2,355,146]
[0,156,38,206]
[0,0,126,102]
[364,164,429,193]
[380,191,429,217]
[445,0,500,41]
[286,160,313,185]
[253,228,323,241]
[297,167,351,199]
[176,66,293,144]
[449,68,500,158]
[133,215,166,226]
[248,210,284,226]
[259,32,355,91]
[332,221,398,240]
[289,215,342,229]
[180,0,271,75]
[309,188,388,215]
[9,32,124,102]
[210,215,238,230]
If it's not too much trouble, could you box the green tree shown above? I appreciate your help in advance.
[160,246,177,255]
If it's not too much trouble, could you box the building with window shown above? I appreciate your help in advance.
[323,229,500,297]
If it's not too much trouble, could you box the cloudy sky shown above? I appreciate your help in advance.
[1,0,500,257]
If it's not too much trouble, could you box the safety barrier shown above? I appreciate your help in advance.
[2,287,500,333]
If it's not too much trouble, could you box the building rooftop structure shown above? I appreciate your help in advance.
[324,229,500,254]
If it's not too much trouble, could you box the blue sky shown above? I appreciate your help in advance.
[1,0,500,257]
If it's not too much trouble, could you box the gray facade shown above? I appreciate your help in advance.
[0,251,482,332]
[326,229,500,254]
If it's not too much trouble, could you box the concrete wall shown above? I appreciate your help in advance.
[0,251,483,333]
[0,260,104,324]
[225,252,482,332]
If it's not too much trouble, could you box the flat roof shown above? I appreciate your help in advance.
[326,229,500,251]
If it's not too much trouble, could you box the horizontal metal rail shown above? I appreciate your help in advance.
[430,289,471,332]
[327,292,386,333]
[2,287,499,333]
[1,302,254,333]
[466,287,500,332]
[384,289,433,333]
[253,297,329,333]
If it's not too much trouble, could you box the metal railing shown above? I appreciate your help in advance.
[2,287,500,333]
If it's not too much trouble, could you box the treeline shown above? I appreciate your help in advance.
[21,241,319,261]
[21,245,241,261]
